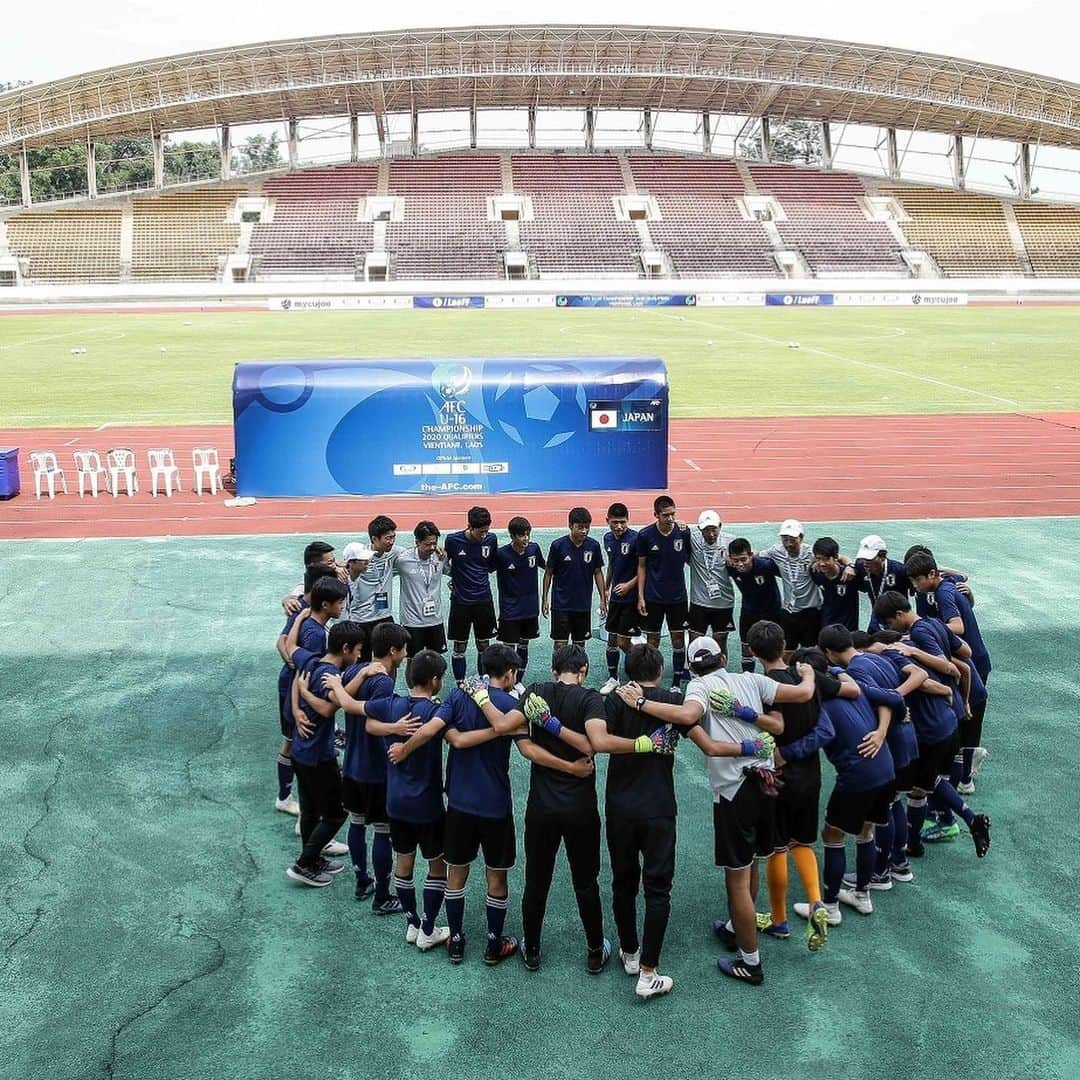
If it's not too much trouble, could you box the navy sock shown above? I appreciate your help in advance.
[823,843,845,903]
[445,887,466,942]
[421,875,446,935]
[949,754,963,788]
[485,893,509,944]
[891,800,909,864]
[372,828,393,896]
[855,838,875,890]
[395,875,420,929]
[961,747,976,784]
[347,816,369,882]
[605,647,620,679]
[741,652,755,673]
[930,787,956,827]
[451,653,467,682]
[933,778,975,826]
[515,642,529,678]
[476,649,487,677]
[672,649,686,685]
[275,754,294,801]
[907,796,928,849]
[875,818,894,875]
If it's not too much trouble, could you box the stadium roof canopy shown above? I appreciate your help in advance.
[2,24,1079,153]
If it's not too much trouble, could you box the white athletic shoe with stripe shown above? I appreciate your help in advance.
[620,948,641,976]
[322,840,349,857]
[417,926,451,951]
[275,796,300,816]
[406,924,420,945]
[635,971,674,999]
[599,677,620,696]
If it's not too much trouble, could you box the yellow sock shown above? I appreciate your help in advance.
[766,852,789,925]
[791,844,822,905]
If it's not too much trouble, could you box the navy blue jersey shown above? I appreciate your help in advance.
[439,685,523,818]
[911,618,967,724]
[856,558,911,630]
[368,695,444,823]
[341,668,396,783]
[729,556,783,618]
[635,523,691,604]
[293,614,329,670]
[898,625,958,744]
[277,602,310,728]
[495,542,546,620]
[604,528,639,605]
[548,535,603,612]
[445,530,498,603]
[291,660,339,766]
[811,569,861,631]
[916,577,991,682]
[847,653,919,769]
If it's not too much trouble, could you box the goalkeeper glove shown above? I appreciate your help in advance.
[461,674,490,708]
[524,694,563,737]
[739,732,776,760]
[635,727,678,755]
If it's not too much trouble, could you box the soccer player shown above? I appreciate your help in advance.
[688,510,737,657]
[616,636,815,987]
[444,507,499,682]
[635,496,692,689]
[281,540,342,615]
[285,620,365,888]
[587,643,685,998]
[600,502,640,693]
[726,538,784,673]
[854,534,912,631]
[543,507,607,650]
[873,592,991,859]
[395,522,448,687]
[346,516,401,662]
[495,516,546,684]
[811,537,861,631]
[762,520,823,655]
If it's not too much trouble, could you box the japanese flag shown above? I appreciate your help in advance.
[591,408,618,430]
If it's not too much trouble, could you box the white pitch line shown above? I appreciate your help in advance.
[684,458,702,471]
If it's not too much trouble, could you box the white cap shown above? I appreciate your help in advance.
[342,542,375,562]
[688,635,723,663]
[778,518,803,538]
[856,534,887,561]
[697,510,721,529]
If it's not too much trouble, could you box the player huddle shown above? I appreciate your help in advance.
[270,497,992,995]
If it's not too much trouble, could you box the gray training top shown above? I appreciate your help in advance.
[689,529,737,607]
[761,542,822,613]
[345,548,401,623]
[395,547,447,628]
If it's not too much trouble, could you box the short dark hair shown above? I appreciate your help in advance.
[728,537,752,557]
[467,506,491,529]
[792,646,828,673]
[653,496,675,515]
[328,620,365,653]
[311,577,348,611]
[414,520,440,542]
[481,643,519,679]
[818,623,853,654]
[903,544,932,563]
[304,541,334,565]
[552,643,589,675]
[625,642,663,682]
[368,515,397,540]
[747,620,785,662]
[904,552,938,579]
[304,564,336,592]
[568,507,592,527]
[508,516,532,538]
[408,649,447,688]
[851,630,872,650]
[812,536,840,559]
[873,590,912,625]
[371,622,410,658]
[871,629,902,645]
[607,502,629,519]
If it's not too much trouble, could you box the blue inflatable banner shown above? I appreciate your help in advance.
[555,294,696,308]
[233,357,669,497]
[765,293,835,306]
[412,295,485,309]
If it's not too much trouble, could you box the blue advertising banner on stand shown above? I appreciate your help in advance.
[765,293,835,306]
[556,294,697,308]
[412,295,486,309]
[233,357,668,497]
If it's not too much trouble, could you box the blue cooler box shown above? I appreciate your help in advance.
[0,447,19,499]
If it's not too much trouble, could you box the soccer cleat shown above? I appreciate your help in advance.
[317,858,345,875]
[837,888,873,915]
[406,924,420,945]
[754,913,790,939]
[794,901,841,926]
[923,821,961,843]
[520,941,542,972]
[275,795,300,816]
[321,840,349,858]
[712,919,738,951]
[807,903,830,952]
[354,876,375,901]
[599,677,620,696]
[587,938,612,975]
[957,780,976,796]
[970,814,992,858]
[511,682,527,700]
[334,728,346,750]
[372,895,403,916]
[907,841,925,859]
[970,746,989,778]
[842,871,893,892]
[889,862,915,883]
[416,926,451,952]
[716,956,764,986]
[483,935,520,966]
[620,948,641,977]
[285,863,333,888]
[448,934,466,965]
[635,971,674,999]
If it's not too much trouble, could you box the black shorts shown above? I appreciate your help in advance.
[912,731,960,791]
[498,616,541,644]
[404,625,447,656]
[959,699,986,748]
[782,608,822,650]
[443,807,517,869]
[892,759,919,795]
[604,602,639,638]
[448,600,497,643]
[390,814,445,860]
[773,757,821,848]
[640,600,689,636]
[688,603,735,636]
[278,686,293,740]
[738,609,783,644]
[551,609,592,642]
[712,779,776,870]
[341,777,388,825]
[825,782,893,835]
[359,617,394,662]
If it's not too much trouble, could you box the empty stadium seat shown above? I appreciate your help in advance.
[1011,202,1080,276]
[7,208,122,284]
[131,187,244,281]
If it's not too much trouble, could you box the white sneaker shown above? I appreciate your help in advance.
[321,840,348,857]
[837,888,873,916]
[599,677,620,696]
[416,926,451,951]
[620,948,641,976]
[275,795,300,816]
[794,901,842,926]
[635,970,673,999]
[971,746,989,777]
[406,924,420,945]
[511,682,527,699]
[294,818,301,837]
[957,779,975,796]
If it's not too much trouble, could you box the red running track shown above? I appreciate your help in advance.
[2,413,1080,540]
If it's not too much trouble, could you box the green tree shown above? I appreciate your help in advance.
[235,133,283,174]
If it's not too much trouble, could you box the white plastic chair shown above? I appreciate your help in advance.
[148,448,181,497]
[192,447,222,495]
[29,451,68,499]
[73,450,107,498]
[107,447,139,497]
